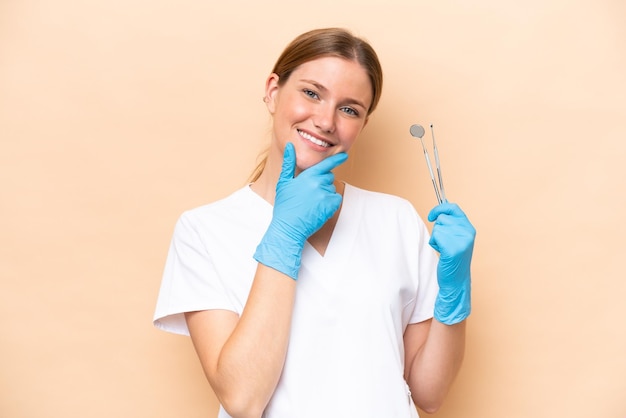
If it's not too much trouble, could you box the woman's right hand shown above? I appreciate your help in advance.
[254,142,347,279]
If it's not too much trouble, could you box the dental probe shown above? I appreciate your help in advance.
[430,124,447,203]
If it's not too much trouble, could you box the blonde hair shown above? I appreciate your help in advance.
[249,28,384,182]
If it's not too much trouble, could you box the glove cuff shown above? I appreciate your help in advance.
[434,280,471,325]
[253,233,304,280]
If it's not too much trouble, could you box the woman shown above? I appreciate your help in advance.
[154,28,475,418]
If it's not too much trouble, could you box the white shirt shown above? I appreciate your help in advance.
[154,184,439,417]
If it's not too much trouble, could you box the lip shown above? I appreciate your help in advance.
[297,129,335,148]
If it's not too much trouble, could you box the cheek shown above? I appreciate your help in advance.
[275,95,309,123]
[288,102,310,122]
[340,121,366,146]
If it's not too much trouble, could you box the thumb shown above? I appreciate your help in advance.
[278,142,296,183]
[428,202,464,222]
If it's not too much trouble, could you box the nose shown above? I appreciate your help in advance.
[313,104,336,134]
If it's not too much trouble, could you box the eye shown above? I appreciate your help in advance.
[340,106,359,117]
[303,89,319,100]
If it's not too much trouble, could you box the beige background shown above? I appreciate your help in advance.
[1,0,625,417]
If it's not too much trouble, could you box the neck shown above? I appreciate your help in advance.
[249,155,282,205]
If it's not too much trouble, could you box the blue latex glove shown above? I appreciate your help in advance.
[428,203,476,325]
[254,143,348,279]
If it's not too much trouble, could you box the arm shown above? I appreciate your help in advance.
[403,319,466,414]
[404,202,475,413]
[185,144,347,418]
[185,264,296,418]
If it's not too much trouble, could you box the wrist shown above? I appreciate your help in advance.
[434,280,471,325]
[253,229,304,280]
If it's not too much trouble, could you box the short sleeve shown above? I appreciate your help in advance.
[408,208,440,324]
[153,212,237,336]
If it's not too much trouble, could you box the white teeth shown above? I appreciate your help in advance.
[298,130,331,147]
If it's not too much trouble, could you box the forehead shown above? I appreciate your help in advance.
[289,56,373,104]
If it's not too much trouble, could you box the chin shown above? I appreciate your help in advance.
[295,156,323,172]
[294,163,312,175]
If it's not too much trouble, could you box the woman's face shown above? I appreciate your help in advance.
[265,56,373,173]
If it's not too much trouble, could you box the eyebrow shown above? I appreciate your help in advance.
[301,79,368,110]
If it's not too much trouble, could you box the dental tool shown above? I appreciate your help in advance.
[409,123,447,204]
[430,124,447,203]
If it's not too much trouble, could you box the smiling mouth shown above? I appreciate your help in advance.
[298,129,332,148]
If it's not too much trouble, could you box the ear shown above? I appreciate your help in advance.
[264,73,280,114]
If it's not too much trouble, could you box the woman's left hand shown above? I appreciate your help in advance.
[428,203,476,325]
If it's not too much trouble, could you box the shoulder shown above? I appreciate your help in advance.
[344,183,417,214]
[343,183,429,238]
[175,185,269,238]
[180,185,263,222]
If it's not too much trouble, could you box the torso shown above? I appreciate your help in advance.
[156,182,438,417]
